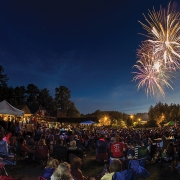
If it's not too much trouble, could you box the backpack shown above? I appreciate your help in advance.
[112,169,133,180]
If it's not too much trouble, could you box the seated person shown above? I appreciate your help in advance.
[162,135,170,151]
[68,140,84,160]
[53,139,68,162]
[163,142,174,160]
[19,138,34,158]
[126,145,135,159]
[35,139,49,160]
[25,135,35,148]
[96,134,108,154]
[0,130,8,156]
[137,143,151,159]
[71,157,87,180]
[43,158,59,180]
[110,136,125,162]
[51,162,74,180]
[101,159,122,180]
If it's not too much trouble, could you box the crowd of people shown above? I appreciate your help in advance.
[0,117,180,180]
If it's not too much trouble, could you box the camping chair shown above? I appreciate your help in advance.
[128,159,150,180]
[96,152,108,163]
[112,169,133,180]
[38,176,46,180]
[0,141,16,176]
[53,145,68,162]
[35,146,49,165]
[0,162,8,176]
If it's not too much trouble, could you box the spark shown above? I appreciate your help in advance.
[133,42,173,98]
[139,3,180,70]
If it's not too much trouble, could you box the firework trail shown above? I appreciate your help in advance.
[133,3,179,97]
[139,3,180,70]
[133,42,173,97]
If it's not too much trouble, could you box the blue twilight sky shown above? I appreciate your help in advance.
[0,0,180,114]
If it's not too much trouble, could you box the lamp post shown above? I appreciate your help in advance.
[130,115,133,127]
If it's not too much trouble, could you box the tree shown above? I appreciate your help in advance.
[147,119,158,127]
[26,84,40,106]
[66,102,80,117]
[0,86,9,102]
[0,65,9,87]
[14,86,27,105]
[0,65,9,101]
[126,117,133,126]
[37,88,56,113]
[6,86,16,105]
[148,105,155,121]
[55,86,71,115]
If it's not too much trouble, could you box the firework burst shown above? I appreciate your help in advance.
[133,3,180,97]
[139,3,180,70]
[133,42,173,97]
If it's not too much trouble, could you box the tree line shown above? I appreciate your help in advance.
[1,65,178,126]
[148,102,180,126]
[0,65,80,117]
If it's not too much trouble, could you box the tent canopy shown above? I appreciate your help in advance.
[0,100,24,116]
[80,120,97,125]
[164,121,175,126]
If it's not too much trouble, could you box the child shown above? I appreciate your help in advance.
[43,158,59,180]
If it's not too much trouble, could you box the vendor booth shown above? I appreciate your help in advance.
[0,100,24,120]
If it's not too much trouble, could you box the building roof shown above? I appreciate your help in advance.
[15,105,32,114]
[28,104,46,115]
[50,109,67,118]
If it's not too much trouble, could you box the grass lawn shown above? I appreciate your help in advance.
[83,150,180,180]
[4,151,180,180]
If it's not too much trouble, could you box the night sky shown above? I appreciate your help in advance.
[0,0,180,114]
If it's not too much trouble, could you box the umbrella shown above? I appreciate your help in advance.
[80,120,97,125]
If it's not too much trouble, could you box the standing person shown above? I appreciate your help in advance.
[96,134,108,162]
[15,122,21,136]
[10,121,16,136]
[25,123,34,137]
[110,136,125,163]
[96,134,108,154]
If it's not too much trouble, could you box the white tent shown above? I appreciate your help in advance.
[0,100,24,116]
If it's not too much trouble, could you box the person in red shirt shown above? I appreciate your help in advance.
[110,136,125,163]
[20,138,34,159]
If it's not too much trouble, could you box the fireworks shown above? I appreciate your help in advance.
[139,4,180,70]
[133,3,180,97]
[133,42,173,97]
